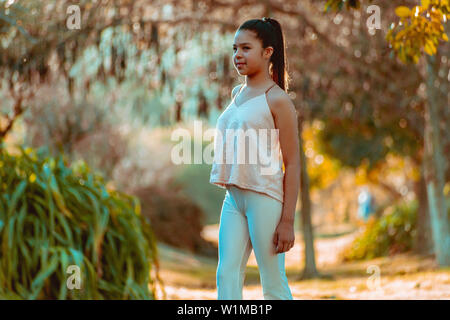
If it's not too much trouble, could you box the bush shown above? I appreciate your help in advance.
[133,183,218,258]
[0,144,162,299]
[172,162,227,226]
[342,199,418,261]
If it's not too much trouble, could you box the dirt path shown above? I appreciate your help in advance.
[155,224,450,300]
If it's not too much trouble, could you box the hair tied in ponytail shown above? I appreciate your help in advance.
[262,17,274,28]
[238,18,290,91]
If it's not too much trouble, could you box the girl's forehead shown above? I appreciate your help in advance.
[233,30,259,45]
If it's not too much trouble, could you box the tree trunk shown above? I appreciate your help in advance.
[413,163,433,255]
[423,54,450,267]
[297,114,319,279]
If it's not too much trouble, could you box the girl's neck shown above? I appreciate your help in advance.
[245,77,274,90]
[244,68,273,89]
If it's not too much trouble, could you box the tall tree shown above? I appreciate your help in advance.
[326,0,449,266]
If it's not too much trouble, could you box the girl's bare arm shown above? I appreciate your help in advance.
[272,94,301,224]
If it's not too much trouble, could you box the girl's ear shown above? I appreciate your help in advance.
[264,46,274,60]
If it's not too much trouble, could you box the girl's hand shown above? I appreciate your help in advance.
[273,221,295,254]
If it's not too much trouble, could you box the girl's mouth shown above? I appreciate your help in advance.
[237,63,245,68]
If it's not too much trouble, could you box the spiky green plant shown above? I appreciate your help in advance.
[0,144,163,299]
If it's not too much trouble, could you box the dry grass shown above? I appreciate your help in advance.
[155,224,450,300]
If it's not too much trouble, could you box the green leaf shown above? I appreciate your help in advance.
[31,254,59,291]
[7,180,27,216]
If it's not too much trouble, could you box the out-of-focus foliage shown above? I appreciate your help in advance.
[318,117,420,170]
[0,145,162,299]
[325,0,365,11]
[22,90,129,179]
[313,2,429,178]
[302,121,341,190]
[387,1,449,63]
[133,183,217,257]
[324,0,449,268]
[173,162,225,226]
[0,0,237,137]
[325,0,449,64]
[343,200,419,261]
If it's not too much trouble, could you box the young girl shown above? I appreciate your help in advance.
[209,17,300,300]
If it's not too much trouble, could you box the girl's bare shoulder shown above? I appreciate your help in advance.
[266,85,296,119]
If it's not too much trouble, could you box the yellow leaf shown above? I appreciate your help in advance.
[29,173,36,183]
[395,29,407,40]
[399,48,406,62]
[395,6,411,18]
[422,0,430,10]
[431,21,441,31]
[424,42,434,55]
[428,38,437,53]
[443,33,449,41]
[386,29,393,40]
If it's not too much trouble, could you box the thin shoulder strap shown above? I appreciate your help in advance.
[265,83,276,94]
[236,83,245,96]
[233,83,245,101]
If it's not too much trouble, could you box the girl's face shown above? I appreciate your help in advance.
[233,29,272,76]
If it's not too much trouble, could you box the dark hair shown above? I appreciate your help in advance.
[237,17,290,91]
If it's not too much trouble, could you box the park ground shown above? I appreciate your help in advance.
[154,223,450,300]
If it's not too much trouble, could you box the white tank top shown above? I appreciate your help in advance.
[209,83,285,203]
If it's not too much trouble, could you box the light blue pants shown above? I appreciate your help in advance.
[216,185,293,300]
